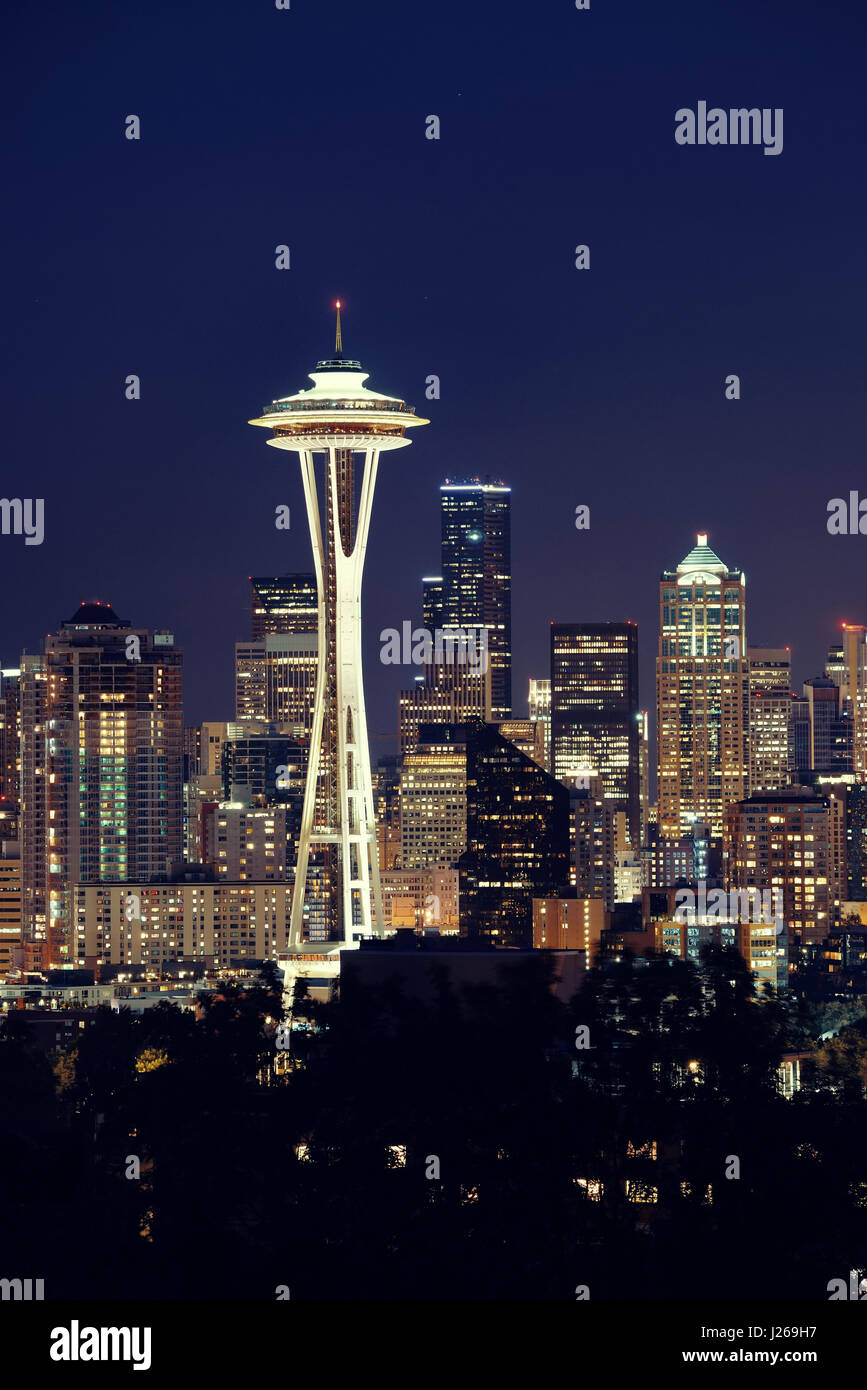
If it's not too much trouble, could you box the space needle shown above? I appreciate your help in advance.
[249,305,428,946]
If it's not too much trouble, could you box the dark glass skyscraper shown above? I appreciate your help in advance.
[439,480,512,718]
[791,677,853,779]
[221,724,307,810]
[418,721,569,947]
[550,621,641,849]
[846,783,867,900]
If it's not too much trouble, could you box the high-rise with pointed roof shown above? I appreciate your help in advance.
[657,533,749,836]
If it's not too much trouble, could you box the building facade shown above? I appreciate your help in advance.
[438,480,512,719]
[455,721,571,947]
[551,621,641,849]
[748,646,793,793]
[20,604,183,968]
[657,534,749,836]
[250,574,317,640]
[235,633,318,730]
[75,880,291,971]
[723,789,844,955]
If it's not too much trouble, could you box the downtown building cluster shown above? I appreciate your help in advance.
[1,337,866,1017]
[2,515,864,1009]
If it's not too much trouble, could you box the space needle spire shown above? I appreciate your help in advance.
[249,304,428,945]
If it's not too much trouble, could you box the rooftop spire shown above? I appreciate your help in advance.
[335,299,343,357]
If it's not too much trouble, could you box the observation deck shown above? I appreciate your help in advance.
[249,356,429,453]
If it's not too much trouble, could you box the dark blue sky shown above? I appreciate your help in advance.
[3,0,866,759]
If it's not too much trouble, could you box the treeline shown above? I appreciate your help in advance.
[1,947,865,1300]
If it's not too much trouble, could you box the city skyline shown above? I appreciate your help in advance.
[7,509,865,778]
[4,0,867,1329]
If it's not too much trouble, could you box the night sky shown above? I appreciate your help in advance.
[4,0,866,763]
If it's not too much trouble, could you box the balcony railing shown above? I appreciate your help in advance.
[263,398,411,415]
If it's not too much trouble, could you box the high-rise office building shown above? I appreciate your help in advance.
[439,480,512,718]
[455,721,570,946]
[221,721,307,810]
[791,678,853,779]
[404,723,568,944]
[748,646,793,793]
[566,772,615,908]
[551,622,641,849]
[250,574,317,640]
[235,632,318,731]
[398,655,491,753]
[20,603,183,967]
[400,720,570,942]
[657,533,749,837]
[249,308,428,943]
[421,575,444,631]
[844,782,867,901]
[399,730,468,871]
[839,624,867,773]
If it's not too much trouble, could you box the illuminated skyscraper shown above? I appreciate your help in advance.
[456,721,570,946]
[398,652,491,752]
[550,622,640,849]
[250,574,317,640]
[657,534,749,836]
[249,307,428,944]
[422,575,444,631]
[840,624,867,772]
[439,480,511,718]
[748,646,793,792]
[20,603,183,967]
[400,729,468,871]
[235,632,318,731]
